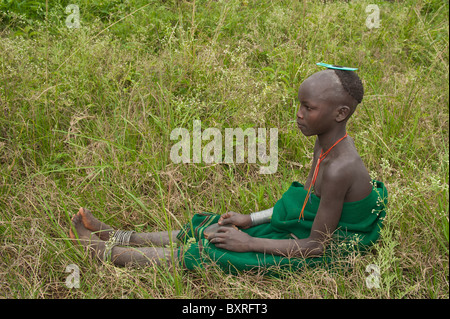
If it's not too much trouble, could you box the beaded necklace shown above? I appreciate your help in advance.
[299,132,348,220]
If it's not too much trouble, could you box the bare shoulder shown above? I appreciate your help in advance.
[323,141,372,202]
[321,156,354,189]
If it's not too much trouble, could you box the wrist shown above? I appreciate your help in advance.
[248,236,263,253]
[244,215,253,228]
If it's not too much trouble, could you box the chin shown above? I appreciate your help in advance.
[302,132,316,137]
[298,126,314,137]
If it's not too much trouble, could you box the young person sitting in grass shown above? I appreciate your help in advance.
[69,65,388,274]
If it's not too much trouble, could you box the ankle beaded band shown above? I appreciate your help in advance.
[103,230,134,262]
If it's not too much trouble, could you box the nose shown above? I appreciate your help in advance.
[297,106,303,119]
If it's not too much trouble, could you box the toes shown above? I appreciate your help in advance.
[69,222,78,240]
[70,214,81,239]
[79,207,97,230]
[79,207,94,225]
[69,227,76,239]
[71,213,82,225]
[79,207,91,218]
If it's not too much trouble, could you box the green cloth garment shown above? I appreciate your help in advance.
[177,180,388,275]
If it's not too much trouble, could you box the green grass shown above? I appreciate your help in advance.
[0,0,448,298]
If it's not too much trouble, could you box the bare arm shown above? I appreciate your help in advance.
[247,236,324,257]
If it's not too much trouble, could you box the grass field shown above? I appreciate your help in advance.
[0,0,448,299]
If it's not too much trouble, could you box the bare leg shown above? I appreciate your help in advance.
[70,213,178,267]
[109,246,177,267]
[130,230,180,247]
[77,207,180,246]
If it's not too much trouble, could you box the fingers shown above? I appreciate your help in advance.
[218,212,234,225]
[217,226,233,233]
[208,227,229,238]
[208,226,239,245]
[207,226,230,242]
[217,217,228,225]
[207,232,224,244]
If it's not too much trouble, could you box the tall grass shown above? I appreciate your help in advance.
[0,0,448,298]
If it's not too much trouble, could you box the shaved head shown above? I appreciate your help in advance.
[299,70,358,109]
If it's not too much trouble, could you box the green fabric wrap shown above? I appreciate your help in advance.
[177,180,387,275]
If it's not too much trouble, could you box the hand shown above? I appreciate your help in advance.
[203,223,237,239]
[218,211,252,229]
[207,226,253,252]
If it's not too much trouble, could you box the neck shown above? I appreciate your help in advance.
[317,126,348,152]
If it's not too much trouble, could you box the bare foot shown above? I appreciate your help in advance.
[69,213,105,261]
[77,207,114,241]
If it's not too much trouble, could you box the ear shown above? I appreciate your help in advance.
[335,105,351,123]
